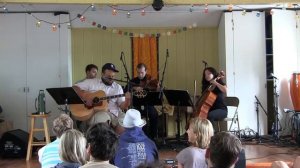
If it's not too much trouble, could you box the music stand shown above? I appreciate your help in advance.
[133,91,162,107]
[132,91,162,139]
[46,87,84,114]
[163,89,193,148]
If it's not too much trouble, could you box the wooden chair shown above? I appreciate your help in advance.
[26,114,50,161]
[217,97,240,138]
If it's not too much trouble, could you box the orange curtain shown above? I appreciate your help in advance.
[132,37,158,79]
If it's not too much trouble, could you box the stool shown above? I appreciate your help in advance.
[26,114,51,161]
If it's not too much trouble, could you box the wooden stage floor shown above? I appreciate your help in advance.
[0,141,299,168]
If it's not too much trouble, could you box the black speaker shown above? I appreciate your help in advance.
[0,129,30,158]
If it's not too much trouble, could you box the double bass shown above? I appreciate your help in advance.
[194,71,225,119]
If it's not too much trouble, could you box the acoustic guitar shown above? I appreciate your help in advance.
[70,90,124,121]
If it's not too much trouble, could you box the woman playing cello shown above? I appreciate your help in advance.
[201,67,228,123]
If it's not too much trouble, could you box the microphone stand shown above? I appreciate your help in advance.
[159,49,170,145]
[255,95,267,143]
[159,49,169,99]
[203,61,208,69]
[273,78,280,143]
[120,52,133,108]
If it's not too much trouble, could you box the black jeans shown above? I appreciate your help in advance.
[208,109,228,122]
[135,105,158,140]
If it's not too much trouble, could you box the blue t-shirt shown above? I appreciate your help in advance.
[39,139,62,168]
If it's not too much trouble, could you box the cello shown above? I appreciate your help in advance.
[194,71,225,119]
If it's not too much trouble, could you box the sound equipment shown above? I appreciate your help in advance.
[0,129,33,158]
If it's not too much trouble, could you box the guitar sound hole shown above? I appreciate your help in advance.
[93,97,100,104]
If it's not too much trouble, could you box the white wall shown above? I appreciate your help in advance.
[272,9,299,134]
[0,13,71,136]
[220,11,267,134]
[298,10,300,69]
[218,14,226,72]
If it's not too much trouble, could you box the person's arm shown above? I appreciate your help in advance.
[72,85,85,98]
[177,163,184,168]
[72,85,92,106]
[210,79,227,94]
[38,146,45,163]
[119,92,131,110]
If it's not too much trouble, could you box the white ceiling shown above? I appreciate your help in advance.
[2,3,298,28]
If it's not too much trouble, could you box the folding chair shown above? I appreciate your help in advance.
[217,97,240,138]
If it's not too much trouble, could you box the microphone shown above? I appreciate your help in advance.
[202,60,207,65]
[120,52,124,60]
[270,73,278,79]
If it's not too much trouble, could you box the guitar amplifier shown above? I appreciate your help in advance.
[0,129,34,158]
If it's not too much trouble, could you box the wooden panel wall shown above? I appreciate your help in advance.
[71,27,219,136]
[72,28,218,95]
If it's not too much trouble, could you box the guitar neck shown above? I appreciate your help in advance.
[99,94,125,101]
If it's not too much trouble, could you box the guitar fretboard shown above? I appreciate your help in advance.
[98,94,125,100]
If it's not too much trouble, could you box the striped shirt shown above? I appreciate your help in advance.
[38,138,62,168]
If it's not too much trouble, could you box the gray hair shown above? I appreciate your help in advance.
[52,114,73,138]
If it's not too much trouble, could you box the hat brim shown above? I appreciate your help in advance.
[119,118,146,128]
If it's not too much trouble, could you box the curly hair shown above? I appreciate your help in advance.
[52,114,73,138]
[86,123,118,161]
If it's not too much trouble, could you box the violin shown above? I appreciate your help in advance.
[134,74,159,91]
[132,74,160,98]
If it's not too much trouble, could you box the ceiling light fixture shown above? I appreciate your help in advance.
[152,0,164,11]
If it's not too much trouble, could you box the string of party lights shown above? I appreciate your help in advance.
[20,4,93,31]
[108,5,150,17]
[0,1,8,12]
[1,3,300,32]
[77,13,197,37]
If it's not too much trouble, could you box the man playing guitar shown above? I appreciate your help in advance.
[73,63,131,134]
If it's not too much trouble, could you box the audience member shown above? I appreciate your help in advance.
[271,156,300,168]
[54,129,87,168]
[114,109,159,168]
[81,123,118,168]
[176,118,214,168]
[38,114,73,168]
[206,132,242,168]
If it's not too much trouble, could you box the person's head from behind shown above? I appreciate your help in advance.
[206,132,242,168]
[86,123,118,161]
[52,114,73,138]
[136,63,147,79]
[85,64,98,79]
[187,118,214,149]
[59,129,87,165]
